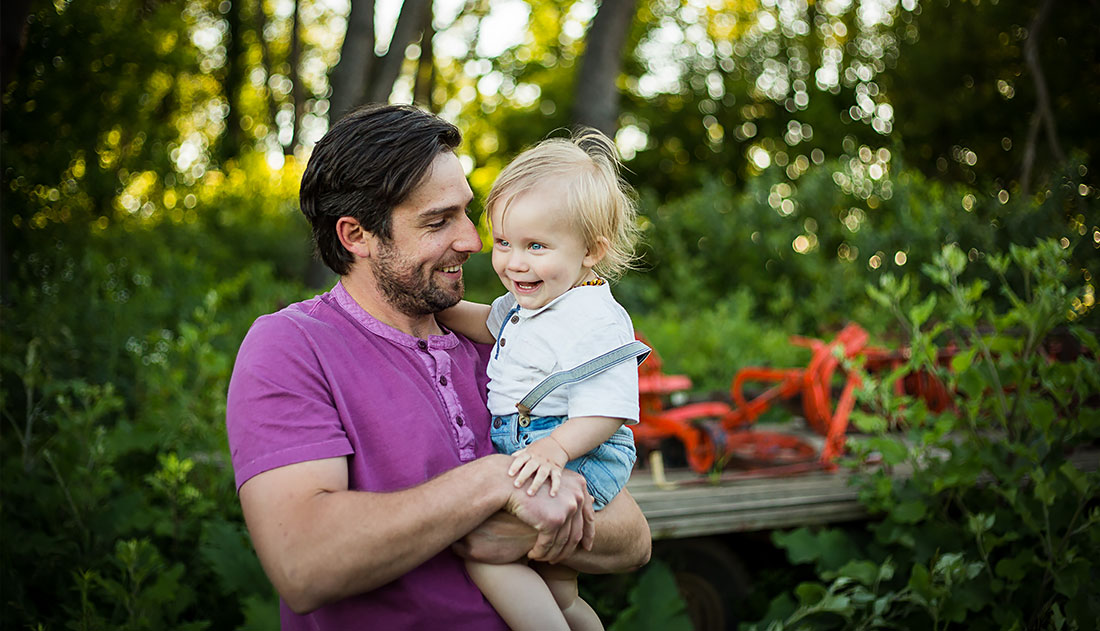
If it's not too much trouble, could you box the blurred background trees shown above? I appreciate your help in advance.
[2,0,1097,628]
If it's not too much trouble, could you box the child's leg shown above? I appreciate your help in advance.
[466,559,569,631]
[536,563,604,631]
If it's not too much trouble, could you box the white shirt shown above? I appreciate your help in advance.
[485,283,640,423]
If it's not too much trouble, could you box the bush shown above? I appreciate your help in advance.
[1,158,306,629]
[747,239,1100,630]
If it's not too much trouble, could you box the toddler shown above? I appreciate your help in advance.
[440,128,647,631]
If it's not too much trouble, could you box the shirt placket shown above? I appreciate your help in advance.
[419,342,477,461]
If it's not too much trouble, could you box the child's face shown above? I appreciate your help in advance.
[490,185,599,310]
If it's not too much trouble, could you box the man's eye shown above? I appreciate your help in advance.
[428,220,446,229]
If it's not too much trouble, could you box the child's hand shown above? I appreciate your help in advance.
[508,437,570,497]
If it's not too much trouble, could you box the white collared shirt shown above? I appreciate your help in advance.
[485,283,640,423]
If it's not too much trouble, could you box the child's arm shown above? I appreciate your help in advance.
[510,416,625,497]
[437,300,494,343]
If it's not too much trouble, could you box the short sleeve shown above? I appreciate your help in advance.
[559,314,641,424]
[226,313,354,491]
[486,294,518,340]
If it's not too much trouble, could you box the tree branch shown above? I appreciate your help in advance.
[1020,0,1064,197]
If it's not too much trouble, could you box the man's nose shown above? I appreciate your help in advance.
[452,214,483,254]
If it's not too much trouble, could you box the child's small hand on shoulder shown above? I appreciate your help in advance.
[508,436,570,498]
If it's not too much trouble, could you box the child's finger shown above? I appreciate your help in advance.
[526,465,552,496]
[508,452,530,477]
[548,468,561,497]
[513,459,539,487]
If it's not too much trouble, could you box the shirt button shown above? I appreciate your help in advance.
[456,416,464,426]
[510,315,519,324]
[493,418,502,429]
[417,340,428,350]
[439,375,448,386]
[499,338,506,347]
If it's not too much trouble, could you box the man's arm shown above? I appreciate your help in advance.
[454,488,651,573]
[239,453,593,614]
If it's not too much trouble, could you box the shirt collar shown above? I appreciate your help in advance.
[330,281,459,350]
[516,281,610,319]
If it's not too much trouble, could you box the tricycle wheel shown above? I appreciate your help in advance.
[655,538,750,631]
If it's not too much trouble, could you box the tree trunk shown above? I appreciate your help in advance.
[288,0,304,152]
[219,0,245,163]
[412,10,435,110]
[1020,0,1063,197]
[366,0,433,104]
[329,0,377,122]
[1,0,33,92]
[573,0,637,136]
[256,0,280,133]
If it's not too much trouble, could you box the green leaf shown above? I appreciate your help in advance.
[795,582,828,607]
[774,528,822,565]
[908,564,933,607]
[995,550,1036,581]
[200,519,272,598]
[892,500,928,524]
[950,347,978,374]
[1071,325,1100,357]
[867,437,908,465]
[609,561,693,631]
[817,592,853,615]
[1058,461,1090,497]
[1034,475,1057,507]
[835,560,881,586]
[910,293,937,328]
[966,512,995,536]
[942,244,967,276]
[851,410,888,433]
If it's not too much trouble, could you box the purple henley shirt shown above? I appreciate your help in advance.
[226,282,507,630]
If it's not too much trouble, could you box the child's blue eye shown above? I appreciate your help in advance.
[498,239,510,248]
[530,243,544,251]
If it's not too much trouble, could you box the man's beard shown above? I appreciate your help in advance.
[372,241,464,316]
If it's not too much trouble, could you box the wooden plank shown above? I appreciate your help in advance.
[629,447,1099,541]
[628,465,865,539]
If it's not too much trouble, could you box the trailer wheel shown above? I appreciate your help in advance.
[655,538,750,631]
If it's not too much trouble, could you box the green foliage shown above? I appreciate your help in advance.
[748,239,1100,631]
[606,561,694,631]
[4,2,1098,628]
[624,156,1095,338]
[1,153,306,627]
[629,288,807,393]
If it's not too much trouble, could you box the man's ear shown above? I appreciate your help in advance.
[583,236,611,269]
[336,216,375,259]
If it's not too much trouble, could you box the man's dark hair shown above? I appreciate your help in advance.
[299,103,462,275]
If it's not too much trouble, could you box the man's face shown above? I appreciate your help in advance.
[371,151,481,316]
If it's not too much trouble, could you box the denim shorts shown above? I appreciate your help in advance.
[490,413,637,510]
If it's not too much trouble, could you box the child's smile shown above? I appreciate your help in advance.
[490,182,601,311]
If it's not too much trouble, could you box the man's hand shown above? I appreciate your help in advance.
[505,468,595,564]
[509,436,569,497]
[451,512,535,564]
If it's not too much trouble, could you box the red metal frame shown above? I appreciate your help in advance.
[632,324,954,474]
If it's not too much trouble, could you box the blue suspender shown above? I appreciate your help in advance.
[515,340,651,423]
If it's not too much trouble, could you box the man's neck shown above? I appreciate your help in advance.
[339,275,443,339]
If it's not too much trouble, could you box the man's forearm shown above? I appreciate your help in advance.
[458,489,651,573]
[562,489,651,573]
[241,454,515,613]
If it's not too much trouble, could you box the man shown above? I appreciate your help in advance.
[226,103,651,629]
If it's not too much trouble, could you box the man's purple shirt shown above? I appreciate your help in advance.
[226,282,507,630]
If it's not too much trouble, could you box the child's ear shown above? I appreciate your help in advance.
[583,236,611,268]
[336,216,375,260]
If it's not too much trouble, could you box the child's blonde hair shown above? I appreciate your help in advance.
[486,128,641,281]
